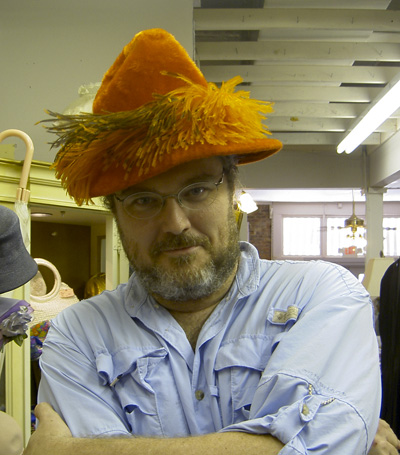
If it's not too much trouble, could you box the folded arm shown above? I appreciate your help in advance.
[24,403,284,455]
[24,405,400,455]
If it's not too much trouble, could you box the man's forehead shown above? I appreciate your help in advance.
[119,157,223,195]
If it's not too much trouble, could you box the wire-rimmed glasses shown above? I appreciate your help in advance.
[115,173,224,219]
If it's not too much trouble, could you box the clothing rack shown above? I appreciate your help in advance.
[379,257,400,437]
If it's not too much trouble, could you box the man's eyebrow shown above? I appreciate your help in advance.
[118,172,222,197]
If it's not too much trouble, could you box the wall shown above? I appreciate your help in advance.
[248,205,272,259]
[0,0,194,163]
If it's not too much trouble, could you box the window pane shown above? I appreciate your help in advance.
[283,217,321,256]
[327,217,366,256]
[327,217,347,256]
[383,218,400,257]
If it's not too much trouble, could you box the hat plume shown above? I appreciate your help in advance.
[42,74,274,205]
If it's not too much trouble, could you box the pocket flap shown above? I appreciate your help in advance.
[215,336,269,371]
[96,346,167,387]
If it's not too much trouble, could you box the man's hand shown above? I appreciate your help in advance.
[368,419,400,455]
[23,403,72,454]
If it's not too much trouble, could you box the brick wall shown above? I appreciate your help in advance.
[248,204,272,259]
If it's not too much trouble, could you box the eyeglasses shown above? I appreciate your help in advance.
[115,173,224,219]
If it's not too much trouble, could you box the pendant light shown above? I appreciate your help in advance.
[344,198,365,240]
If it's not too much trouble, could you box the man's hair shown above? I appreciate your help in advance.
[103,155,239,214]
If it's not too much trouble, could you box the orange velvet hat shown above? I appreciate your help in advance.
[44,28,282,204]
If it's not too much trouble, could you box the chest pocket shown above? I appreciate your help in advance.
[97,347,169,436]
[214,335,272,426]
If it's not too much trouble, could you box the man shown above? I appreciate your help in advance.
[24,29,398,454]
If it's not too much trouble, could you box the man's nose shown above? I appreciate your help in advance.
[158,197,191,235]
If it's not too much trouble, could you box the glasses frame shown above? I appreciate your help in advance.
[114,173,224,220]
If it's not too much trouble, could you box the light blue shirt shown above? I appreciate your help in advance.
[38,242,381,454]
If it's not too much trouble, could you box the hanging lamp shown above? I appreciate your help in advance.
[344,198,365,240]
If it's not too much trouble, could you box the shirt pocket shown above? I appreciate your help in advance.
[96,347,168,436]
[214,336,271,425]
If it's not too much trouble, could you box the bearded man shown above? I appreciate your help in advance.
[24,29,399,455]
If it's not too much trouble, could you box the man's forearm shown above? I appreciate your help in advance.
[23,402,284,455]
[25,430,283,455]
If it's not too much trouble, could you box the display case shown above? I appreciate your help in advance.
[0,157,129,445]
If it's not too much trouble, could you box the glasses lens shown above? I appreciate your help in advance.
[123,193,163,219]
[179,182,218,210]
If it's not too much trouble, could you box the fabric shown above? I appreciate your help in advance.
[379,258,400,437]
[30,320,51,360]
[0,297,33,349]
[38,242,381,453]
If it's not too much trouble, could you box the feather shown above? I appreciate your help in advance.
[39,74,274,204]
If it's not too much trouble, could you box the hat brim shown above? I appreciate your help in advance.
[0,249,38,294]
[86,137,282,198]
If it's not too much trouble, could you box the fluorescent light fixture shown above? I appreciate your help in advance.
[337,73,400,154]
[31,212,53,218]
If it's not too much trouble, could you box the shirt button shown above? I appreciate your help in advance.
[195,390,205,401]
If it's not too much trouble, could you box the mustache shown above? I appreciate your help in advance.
[151,233,211,257]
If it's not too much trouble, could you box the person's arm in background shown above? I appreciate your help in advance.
[369,419,400,455]
[0,411,24,455]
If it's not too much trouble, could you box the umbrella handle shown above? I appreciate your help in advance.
[0,129,34,202]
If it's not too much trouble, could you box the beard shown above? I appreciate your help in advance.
[121,212,240,302]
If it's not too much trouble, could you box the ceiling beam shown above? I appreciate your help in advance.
[245,85,381,102]
[253,0,391,9]
[196,41,400,62]
[369,129,400,186]
[269,102,399,119]
[267,117,397,133]
[201,65,399,84]
[273,132,381,145]
[194,8,400,32]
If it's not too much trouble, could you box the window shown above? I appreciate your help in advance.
[283,217,321,256]
[383,218,400,257]
[327,217,346,256]
[275,203,400,261]
[327,217,366,257]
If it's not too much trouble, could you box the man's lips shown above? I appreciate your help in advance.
[151,234,210,258]
[160,245,200,256]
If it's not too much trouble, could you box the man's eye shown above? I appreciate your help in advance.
[183,184,212,201]
[189,186,206,196]
[127,195,159,208]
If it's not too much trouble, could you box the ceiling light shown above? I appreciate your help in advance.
[337,73,400,154]
[31,212,53,218]
[238,191,258,214]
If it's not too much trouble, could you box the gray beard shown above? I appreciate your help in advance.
[134,245,238,302]
[131,217,240,302]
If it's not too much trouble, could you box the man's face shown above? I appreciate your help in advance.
[114,157,240,303]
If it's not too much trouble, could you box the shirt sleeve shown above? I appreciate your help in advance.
[220,262,381,454]
[38,309,133,438]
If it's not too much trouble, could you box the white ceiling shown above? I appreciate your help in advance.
[2,0,399,207]
[194,0,400,202]
[194,0,400,155]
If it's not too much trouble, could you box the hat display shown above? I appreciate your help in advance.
[0,205,38,294]
[43,28,282,205]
